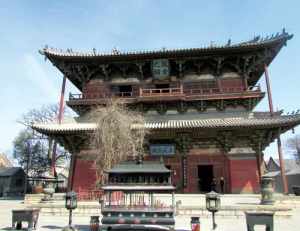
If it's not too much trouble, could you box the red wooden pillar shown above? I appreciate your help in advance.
[264,64,289,194]
[50,75,67,176]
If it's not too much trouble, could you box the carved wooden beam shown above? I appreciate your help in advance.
[136,63,145,80]
[175,60,185,78]
[214,57,225,76]
[100,64,109,80]
[216,131,234,153]
[175,132,192,155]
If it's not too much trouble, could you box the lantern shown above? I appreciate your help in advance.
[205,191,220,212]
[90,216,100,231]
[190,217,200,231]
[65,191,77,210]
[65,191,77,228]
[205,191,220,230]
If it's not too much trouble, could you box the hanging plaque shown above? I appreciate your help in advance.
[150,144,175,156]
[152,59,170,80]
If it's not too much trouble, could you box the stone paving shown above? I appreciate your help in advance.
[1,199,300,231]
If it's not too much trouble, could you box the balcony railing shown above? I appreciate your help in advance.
[141,87,182,96]
[77,188,103,201]
[114,91,133,97]
[68,85,261,101]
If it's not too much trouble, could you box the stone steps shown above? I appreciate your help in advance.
[24,193,65,204]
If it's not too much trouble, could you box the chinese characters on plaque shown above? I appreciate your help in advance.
[150,144,175,156]
[152,59,170,80]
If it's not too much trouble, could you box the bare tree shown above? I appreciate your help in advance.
[285,134,300,163]
[88,99,147,183]
[14,104,71,176]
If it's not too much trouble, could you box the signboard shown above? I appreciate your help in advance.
[150,144,175,156]
[152,59,170,80]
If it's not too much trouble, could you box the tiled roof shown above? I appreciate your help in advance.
[268,158,300,171]
[265,158,300,177]
[31,113,300,134]
[0,167,24,177]
[41,30,292,59]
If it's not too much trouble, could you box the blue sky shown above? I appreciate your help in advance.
[0,0,299,160]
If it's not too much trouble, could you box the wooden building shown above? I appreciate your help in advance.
[265,157,300,193]
[0,167,25,197]
[32,30,300,193]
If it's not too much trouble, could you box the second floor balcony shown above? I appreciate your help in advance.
[68,84,263,104]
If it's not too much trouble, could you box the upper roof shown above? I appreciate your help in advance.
[41,30,292,61]
[40,30,293,90]
[0,167,24,177]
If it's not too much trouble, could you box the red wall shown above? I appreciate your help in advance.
[228,158,260,193]
[82,80,109,99]
[220,78,244,89]
[72,158,98,191]
[184,154,230,193]
[71,154,260,194]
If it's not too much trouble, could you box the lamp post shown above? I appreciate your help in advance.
[206,191,221,230]
[190,217,200,231]
[64,191,77,230]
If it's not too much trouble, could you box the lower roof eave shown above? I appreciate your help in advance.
[31,114,300,136]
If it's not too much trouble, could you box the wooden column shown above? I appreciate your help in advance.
[264,64,288,194]
[277,129,289,193]
[51,75,67,176]
[67,153,76,191]
[176,133,191,192]
[217,76,222,92]
[255,143,262,183]
[264,65,274,114]
[243,76,248,90]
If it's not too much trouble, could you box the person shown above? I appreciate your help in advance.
[198,178,202,192]
[211,177,217,192]
[220,176,225,194]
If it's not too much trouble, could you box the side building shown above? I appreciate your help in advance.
[0,167,26,197]
[32,30,300,193]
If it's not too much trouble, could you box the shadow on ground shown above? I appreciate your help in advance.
[74,225,89,230]
[42,225,63,230]
[236,202,260,205]
[1,227,23,231]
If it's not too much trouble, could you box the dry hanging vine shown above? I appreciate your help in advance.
[88,99,146,184]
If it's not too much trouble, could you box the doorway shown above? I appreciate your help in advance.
[197,165,213,192]
[118,85,133,96]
